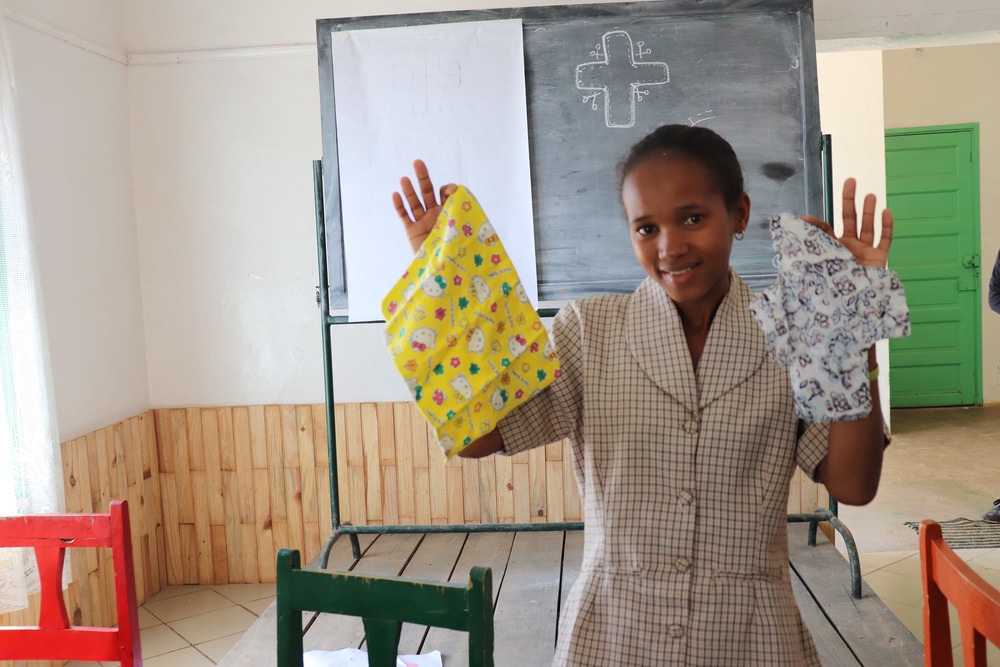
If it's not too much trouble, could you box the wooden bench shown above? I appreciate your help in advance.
[221,524,922,666]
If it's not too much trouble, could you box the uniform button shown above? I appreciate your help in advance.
[668,624,686,638]
[677,490,695,506]
[683,420,699,434]
[675,557,691,572]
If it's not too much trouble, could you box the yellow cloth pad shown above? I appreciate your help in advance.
[382,186,560,459]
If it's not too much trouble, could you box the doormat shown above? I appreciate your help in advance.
[903,518,1000,549]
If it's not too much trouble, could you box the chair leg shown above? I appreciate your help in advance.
[362,619,403,667]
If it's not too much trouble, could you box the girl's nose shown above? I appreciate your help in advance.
[658,230,687,259]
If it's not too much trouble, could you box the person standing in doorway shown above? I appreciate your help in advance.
[984,249,1000,523]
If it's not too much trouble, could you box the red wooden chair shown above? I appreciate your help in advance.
[0,499,142,665]
[920,519,1000,666]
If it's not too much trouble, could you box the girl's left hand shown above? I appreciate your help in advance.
[803,178,893,268]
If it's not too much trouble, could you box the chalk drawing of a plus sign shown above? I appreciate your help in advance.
[576,30,669,129]
[393,38,462,114]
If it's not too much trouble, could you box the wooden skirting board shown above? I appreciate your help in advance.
[0,400,828,651]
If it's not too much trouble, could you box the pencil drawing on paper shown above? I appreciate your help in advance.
[575,30,669,129]
[393,38,462,114]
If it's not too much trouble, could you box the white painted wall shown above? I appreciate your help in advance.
[6,1,150,440]
[815,51,890,422]
[7,2,987,417]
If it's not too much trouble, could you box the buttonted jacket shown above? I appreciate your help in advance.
[498,272,828,666]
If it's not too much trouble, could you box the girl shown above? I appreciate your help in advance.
[391,124,891,666]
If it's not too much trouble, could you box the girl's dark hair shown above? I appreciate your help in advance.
[618,124,745,211]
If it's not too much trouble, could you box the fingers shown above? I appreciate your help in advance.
[391,191,413,226]
[841,178,858,240]
[439,183,458,202]
[414,159,438,211]
[400,175,425,219]
[877,208,893,256]
[802,215,835,238]
[859,193,877,246]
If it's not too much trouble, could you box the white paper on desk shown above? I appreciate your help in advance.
[330,19,537,322]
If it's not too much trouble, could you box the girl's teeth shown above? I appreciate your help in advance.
[669,267,693,275]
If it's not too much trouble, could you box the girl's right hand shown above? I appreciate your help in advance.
[392,159,458,254]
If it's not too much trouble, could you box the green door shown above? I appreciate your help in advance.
[885,125,981,407]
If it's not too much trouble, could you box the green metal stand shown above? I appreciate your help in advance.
[313,133,864,601]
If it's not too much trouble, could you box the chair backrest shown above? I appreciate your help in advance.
[920,519,1000,666]
[276,548,493,667]
[0,499,141,666]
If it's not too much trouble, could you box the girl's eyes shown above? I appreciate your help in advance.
[636,224,657,236]
[683,214,705,225]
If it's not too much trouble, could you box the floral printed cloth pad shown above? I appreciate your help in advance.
[748,213,911,422]
[382,186,560,459]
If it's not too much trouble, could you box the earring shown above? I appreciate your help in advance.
[735,231,745,241]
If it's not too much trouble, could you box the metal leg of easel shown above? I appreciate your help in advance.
[316,525,364,569]
[825,511,863,599]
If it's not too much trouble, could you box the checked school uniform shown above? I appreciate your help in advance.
[497,271,828,666]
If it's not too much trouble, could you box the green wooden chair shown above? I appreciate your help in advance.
[276,548,494,667]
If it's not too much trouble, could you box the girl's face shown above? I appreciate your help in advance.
[622,155,749,313]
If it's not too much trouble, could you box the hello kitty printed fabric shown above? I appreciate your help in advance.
[382,186,560,459]
[749,213,911,422]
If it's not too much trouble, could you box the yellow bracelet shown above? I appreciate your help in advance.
[869,366,879,383]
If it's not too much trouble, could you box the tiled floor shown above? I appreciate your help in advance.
[839,405,998,552]
[65,583,275,666]
[860,547,1000,665]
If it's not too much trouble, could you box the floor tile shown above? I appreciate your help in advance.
[243,596,274,616]
[213,582,276,604]
[860,550,916,575]
[889,602,924,642]
[863,568,924,607]
[138,606,162,630]
[880,552,923,578]
[964,548,1000,571]
[143,588,235,623]
[142,646,215,667]
[168,604,258,645]
[144,584,214,604]
[139,623,189,658]
[196,631,247,662]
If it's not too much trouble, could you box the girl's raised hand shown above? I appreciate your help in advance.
[802,178,893,268]
[392,159,458,254]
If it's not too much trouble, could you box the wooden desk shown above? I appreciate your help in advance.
[221,524,922,666]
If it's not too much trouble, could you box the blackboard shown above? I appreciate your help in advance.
[317,0,822,312]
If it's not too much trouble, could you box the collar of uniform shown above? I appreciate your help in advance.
[626,276,699,412]
[695,270,767,409]
[625,269,766,412]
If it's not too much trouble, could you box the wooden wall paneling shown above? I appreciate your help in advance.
[332,403,349,525]
[295,405,319,536]
[512,458,530,523]
[528,445,547,522]
[169,410,194,527]
[233,407,256,583]
[462,456,481,523]
[343,403,365,525]
[478,455,497,524]
[392,403,415,524]
[360,403,382,523]
[264,405,289,564]
[494,449,514,523]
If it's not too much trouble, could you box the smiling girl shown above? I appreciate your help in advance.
[392,124,891,666]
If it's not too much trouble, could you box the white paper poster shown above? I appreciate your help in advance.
[330,19,537,322]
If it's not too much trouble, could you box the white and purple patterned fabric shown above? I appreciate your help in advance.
[749,214,911,422]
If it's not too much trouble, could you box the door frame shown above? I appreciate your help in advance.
[885,122,982,406]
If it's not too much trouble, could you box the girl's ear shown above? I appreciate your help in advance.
[734,192,751,234]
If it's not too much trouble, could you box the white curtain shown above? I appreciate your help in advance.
[0,10,67,614]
